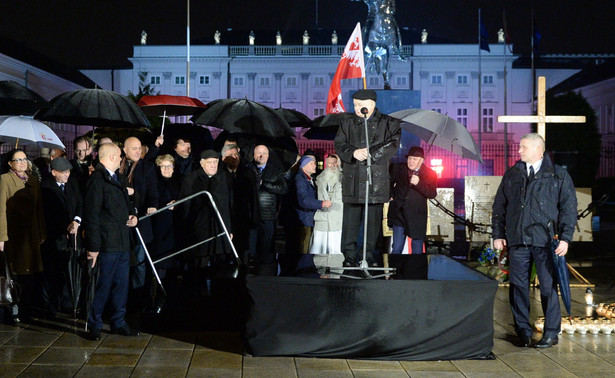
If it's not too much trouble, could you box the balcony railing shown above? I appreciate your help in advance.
[229,45,412,57]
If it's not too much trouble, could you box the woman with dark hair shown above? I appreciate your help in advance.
[0,149,47,323]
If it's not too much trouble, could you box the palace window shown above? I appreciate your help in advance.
[457,75,468,84]
[313,77,325,87]
[199,75,210,85]
[482,75,494,85]
[150,76,161,85]
[174,76,185,85]
[233,77,244,86]
[286,77,297,86]
[431,75,443,84]
[457,108,468,127]
[482,107,494,132]
[396,76,407,86]
[259,77,271,86]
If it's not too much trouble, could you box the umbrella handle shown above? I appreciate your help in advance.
[15,138,19,149]
[160,109,166,136]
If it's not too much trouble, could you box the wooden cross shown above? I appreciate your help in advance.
[497,76,586,141]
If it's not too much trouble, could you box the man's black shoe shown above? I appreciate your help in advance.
[110,326,140,336]
[519,335,532,347]
[534,336,558,348]
[366,258,379,268]
[342,259,357,268]
[87,328,101,341]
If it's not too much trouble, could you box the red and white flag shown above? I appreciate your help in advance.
[326,22,365,114]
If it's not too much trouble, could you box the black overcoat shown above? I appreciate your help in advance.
[492,154,577,247]
[388,163,438,240]
[41,176,83,252]
[334,109,401,204]
[83,164,135,253]
[178,168,232,256]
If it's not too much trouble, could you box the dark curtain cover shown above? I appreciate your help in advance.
[244,255,497,360]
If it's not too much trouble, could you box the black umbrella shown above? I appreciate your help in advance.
[303,113,354,140]
[389,109,483,163]
[0,80,47,116]
[35,88,150,128]
[275,107,312,128]
[192,98,294,138]
[65,234,83,320]
[548,220,573,325]
[213,131,299,170]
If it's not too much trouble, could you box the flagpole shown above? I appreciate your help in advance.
[478,8,482,150]
[363,77,367,90]
[531,8,536,114]
[503,11,509,169]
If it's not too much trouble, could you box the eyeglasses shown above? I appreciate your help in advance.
[11,158,28,163]
[159,165,174,169]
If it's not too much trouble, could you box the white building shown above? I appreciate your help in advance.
[80,37,615,177]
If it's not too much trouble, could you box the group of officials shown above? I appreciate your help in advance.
[0,89,577,348]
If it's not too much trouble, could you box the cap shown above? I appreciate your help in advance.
[200,149,220,160]
[50,157,73,171]
[406,146,425,158]
[352,89,377,101]
[299,155,315,170]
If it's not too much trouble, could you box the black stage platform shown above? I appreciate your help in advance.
[244,255,497,360]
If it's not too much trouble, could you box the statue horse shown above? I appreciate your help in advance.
[361,0,408,89]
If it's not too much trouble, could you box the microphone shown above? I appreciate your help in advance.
[360,107,369,117]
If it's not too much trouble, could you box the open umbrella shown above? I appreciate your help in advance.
[35,88,150,129]
[138,95,206,135]
[389,109,483,163]
[548,220,573,325]
[0,115,65,149]
[303,113,354,140]
[0,81,48,116]
[192,98,294,138]
[275,107,312,128]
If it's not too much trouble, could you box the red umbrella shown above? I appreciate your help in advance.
[138,95,206,135]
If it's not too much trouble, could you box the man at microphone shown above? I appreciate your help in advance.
[334,90,401,269]
[388,146,437,254]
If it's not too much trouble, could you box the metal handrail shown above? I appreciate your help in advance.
[135,190,240,294]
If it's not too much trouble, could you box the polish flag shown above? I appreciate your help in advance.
[326,22,366,114]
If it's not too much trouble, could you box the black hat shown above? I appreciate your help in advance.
[50,157,73,171]
[406,146,425,158]
[200,149,220,160]
[352,89,377,101]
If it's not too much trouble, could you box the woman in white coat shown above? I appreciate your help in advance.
[310,154,343,254]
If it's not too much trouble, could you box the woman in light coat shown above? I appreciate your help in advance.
[310,154,343,254]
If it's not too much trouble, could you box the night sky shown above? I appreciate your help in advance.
[1,0,613,69]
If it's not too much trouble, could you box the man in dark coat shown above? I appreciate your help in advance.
[246,144,287,276]
[221,144,251,262]
[334,89,401,268]
[119,137,159,289]
[388,146,437,254]
[70,136,93,194]
[172,137,199,179]
[40,157,83,316]
[84,143,139,340]
[492,133,577,349]
[178,150,233,278]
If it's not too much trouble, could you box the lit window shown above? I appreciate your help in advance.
[482,108,494,132]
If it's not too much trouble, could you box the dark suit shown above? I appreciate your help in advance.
[83,164,136,332]
[40,176,83,312]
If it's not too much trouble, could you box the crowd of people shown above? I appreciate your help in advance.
[0,89,575,348]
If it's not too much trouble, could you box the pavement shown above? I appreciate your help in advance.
[0,264,614,378]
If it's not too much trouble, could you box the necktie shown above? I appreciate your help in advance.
[111,173,119,183]
[528,166,535,182]
[60,183,65,193]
